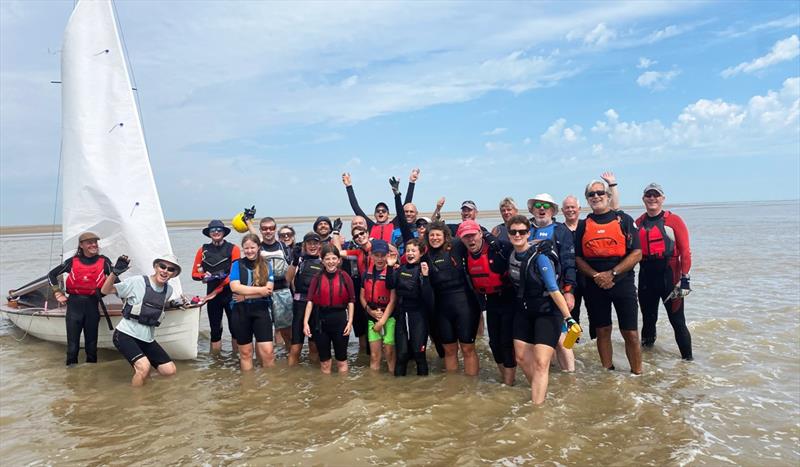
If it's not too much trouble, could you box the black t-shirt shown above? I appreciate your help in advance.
[575,210,640,274]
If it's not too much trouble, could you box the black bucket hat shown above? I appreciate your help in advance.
[202,219,231,238]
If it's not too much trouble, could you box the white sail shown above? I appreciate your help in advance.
[60,0,181,297]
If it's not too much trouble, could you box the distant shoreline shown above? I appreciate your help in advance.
[1,200,796,236]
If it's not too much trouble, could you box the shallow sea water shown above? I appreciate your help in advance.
[1,201,798,465]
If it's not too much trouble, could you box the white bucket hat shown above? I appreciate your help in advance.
[527,193,559,215]
[152,253,182,276]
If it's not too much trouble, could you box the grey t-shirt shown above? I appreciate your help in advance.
[115,275,172,343]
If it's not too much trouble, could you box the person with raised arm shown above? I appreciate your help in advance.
[341,168,419,242]
[360,239,398,372]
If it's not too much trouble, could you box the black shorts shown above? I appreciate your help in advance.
[584,274,639,331]
[291,299,316,345]
[232,301,273,346]
[113,329,172,367]
[512,305,562,348]
[314,308,350,362]
[435,290,480,345]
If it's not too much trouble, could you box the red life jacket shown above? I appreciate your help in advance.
[370,223,394,243]
[582,214,628,259]
[66,256,106,295]
[363,265,391,309]
[312,270,352,308]
[466,242,507,294]
[636,211,675,260]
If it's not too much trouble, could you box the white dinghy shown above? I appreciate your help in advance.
[1,0,199,360]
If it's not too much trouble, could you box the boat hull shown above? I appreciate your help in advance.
[0,305,200,360]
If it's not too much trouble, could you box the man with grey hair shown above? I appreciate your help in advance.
[561,194,588,336]
[575,178,643,374]
[492,197,519,242]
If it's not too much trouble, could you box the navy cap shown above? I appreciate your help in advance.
[370,239,390,254]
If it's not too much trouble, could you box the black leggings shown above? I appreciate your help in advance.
[314,308,349,362]
[486,292,516,368]
[639,262,692,359]
[394,307,429,376]
[291,299,316,345]
[207,288,234,343]
[65,294,100,365]
[435,290,480,345]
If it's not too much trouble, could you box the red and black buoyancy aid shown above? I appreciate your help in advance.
[582,213,629,259]
[636,211,675,260]
[312,270,352,309]
[466,242,508,294]
[202,241,234,274]
[370,223,394,243]
[363,265,391,309]
[66,256,106,295]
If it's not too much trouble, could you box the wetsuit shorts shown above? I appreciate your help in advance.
[512,307,562,348]
[314,308,350,362]
[367,316,396,345]
[291,299,315,345]
[270,288,293,329]
[233,301,273,345]
[113,329,172,367]
[584,274,638,331]
[435,290,480,345]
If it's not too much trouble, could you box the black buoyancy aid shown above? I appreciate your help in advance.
[122,275,168,327]
[428,249,464,292]
[636,211,675,260]
[294,256,322,296]
[395,264,422,299]
[370,223,394,243]
[466,242,507,294]
[363,265,391,309]
[66,256,106,295]
[582,213,629,259]
[202,241,234,274]
[511,243,560,299]
[313,270,351,309]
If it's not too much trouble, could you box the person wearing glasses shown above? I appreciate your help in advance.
[575,180,643,374]
[505,215,578,405]
[100,253,183,386]
[286,232,323,365]
[341,168,419,243]
[334,225,373,355]
[190,220,241,353]
[636,183,693,360]
[527,193,577,372]
[48,231,113,365]
[247,216,294,353]
[277,225,297,262]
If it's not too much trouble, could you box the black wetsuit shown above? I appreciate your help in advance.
[390,262,435,376]
[425,241,480,346]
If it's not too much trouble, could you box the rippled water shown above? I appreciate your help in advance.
[1,201,798,465]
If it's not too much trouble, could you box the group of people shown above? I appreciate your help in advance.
[48,169,693,404]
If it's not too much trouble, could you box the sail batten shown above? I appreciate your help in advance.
[61,0,181,297]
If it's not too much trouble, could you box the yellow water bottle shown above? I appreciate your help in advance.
[563,322,582,349]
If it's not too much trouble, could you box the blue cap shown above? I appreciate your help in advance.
[371,239,390,254]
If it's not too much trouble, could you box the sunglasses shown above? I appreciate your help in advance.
[587,191,607,198]
[353,231,368,238]
[279,232,294,238]
[156,262,178,273]
[260,225,276,231]
[209,227,224,233]
[375,209,388,214]
[508,228,529,237]
[533,202,552,209]
[416,222,428,227]
[644,191,662,198]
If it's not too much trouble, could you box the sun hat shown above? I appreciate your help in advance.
[527,193,559,215]
[153,253,181,276]
[202,219,231,238]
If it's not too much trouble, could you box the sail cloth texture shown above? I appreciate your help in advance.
[61,0,182,297]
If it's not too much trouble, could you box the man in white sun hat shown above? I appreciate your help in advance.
[101,253,184,386]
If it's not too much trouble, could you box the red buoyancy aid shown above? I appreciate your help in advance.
[363,265,391,308]
[582,215,628,259]
[370,223,394,243]
[312,270,352,308]
[66,257,106,295]
[466,242,507,294]
[636,212,676,260]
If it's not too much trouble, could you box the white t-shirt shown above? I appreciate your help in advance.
[115,275,172,343]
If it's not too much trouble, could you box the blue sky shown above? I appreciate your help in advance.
[1,1,798,226]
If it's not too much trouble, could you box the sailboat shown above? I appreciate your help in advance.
[1,0,200,360]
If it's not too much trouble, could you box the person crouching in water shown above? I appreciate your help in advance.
[506,215,579,405]
[360,239,398,372]
[389,239,434,376]
[229,234,275,371]
[100,253,182,386]
[303,244,355,374]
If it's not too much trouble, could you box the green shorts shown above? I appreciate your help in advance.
[367,317,396,345]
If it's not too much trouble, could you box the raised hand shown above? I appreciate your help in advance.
[342,172,352,187]
[420,262,429,276]
[389,176,400,195]
[243,205,257,221]
[436,197,446,209]
[601,171,617,185]
[112,255,130,276]
[333,217,343,233]
[410,168,420,182]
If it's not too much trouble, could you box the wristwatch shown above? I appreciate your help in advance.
[611,270,618,277]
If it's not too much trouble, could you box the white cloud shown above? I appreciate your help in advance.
[718,15,800,38]
[340,75,359,88]
[636,69,681,90]
[637,57,657,69]
[485,141,512,152]
[483,127,507,136]
[523,137,532,145]
[541,118,584,144]
[645,24,684,43]
[722,35,800,78]
[572,23,617,47]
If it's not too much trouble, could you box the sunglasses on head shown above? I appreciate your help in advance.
[508,228,529,237]
[533,202,552,209]
[156,262,178,273]
[644,191,662,198]
[587,190,606,198]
